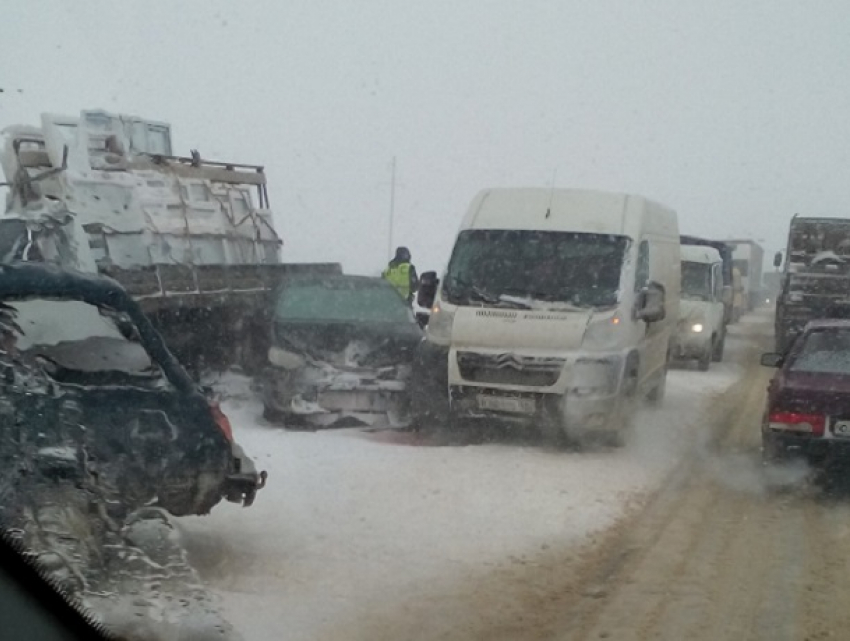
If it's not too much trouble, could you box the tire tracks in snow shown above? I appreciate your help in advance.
[321,324,769,641]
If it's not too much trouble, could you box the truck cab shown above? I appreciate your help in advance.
[416,188,680,445]
[675,245,726,370]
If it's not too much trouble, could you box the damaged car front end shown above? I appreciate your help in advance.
[261,274,423,428]
[0,261,266,518]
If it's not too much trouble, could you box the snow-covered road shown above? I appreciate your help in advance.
[180,335,748,641]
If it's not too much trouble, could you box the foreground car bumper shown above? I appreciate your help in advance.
[223,442,267,507]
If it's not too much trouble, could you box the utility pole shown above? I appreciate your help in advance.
[388,156,396,261]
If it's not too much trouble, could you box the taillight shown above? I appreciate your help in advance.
[209,401,233,442]
[767,411,825,436]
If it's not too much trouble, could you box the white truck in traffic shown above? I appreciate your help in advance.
[0,109,339,371]
[675,244,726,370]
[415,188,680,445]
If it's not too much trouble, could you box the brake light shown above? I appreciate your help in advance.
[209,401,233,442]
[767,411,825,436]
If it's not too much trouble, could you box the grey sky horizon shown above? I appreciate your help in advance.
[3,0,849,276]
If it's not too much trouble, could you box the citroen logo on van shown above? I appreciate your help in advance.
[494,353,524,370]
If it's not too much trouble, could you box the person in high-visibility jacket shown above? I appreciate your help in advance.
[382,246,419,303]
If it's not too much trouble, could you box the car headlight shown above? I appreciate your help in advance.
[569,357,620,397]
[425,302,455,345]
[691,323,704,333]
[268,346,306,370]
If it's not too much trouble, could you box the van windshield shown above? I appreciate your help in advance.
[681,261,713,301]
[443,230,629,309]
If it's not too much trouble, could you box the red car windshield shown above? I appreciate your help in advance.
[789,329,850,375]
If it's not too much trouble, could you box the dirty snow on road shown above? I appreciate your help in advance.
[181,336,747,641]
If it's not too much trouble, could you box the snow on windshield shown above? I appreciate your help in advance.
[10,299,153,373]
[790,330,850,375]
[443,230,628,309]
[681,261,712,301]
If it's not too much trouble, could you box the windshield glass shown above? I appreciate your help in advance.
[5,299,158,379]
[681,261,712,301]
[443,230,628,309]
[788,220,850,267]
[789,329,850,375]
[275,279,413,324]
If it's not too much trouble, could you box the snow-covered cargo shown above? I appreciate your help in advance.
[726,239,764,311]
[0,109,341,370]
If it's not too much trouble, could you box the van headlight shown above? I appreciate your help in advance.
[426,302,455,345]
[582,316,623,351]
[569,357,620,397]
[691,323,704,333]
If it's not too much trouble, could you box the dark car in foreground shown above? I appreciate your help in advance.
[760,319,850,465]
[261,274,423,427]
[0,261,265,517]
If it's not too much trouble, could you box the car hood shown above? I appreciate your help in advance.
[273,319,422,369]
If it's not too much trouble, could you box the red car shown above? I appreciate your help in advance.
[761,320,850,464]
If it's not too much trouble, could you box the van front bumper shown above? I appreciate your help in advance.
[449,385,621,431]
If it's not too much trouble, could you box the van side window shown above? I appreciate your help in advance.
[635,240,649,291]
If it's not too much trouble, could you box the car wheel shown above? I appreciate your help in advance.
[697,343,711,371]
[712,330,726,362]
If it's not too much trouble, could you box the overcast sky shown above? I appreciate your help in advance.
[3,0,850,275]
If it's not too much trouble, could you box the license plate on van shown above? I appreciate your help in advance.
[477,395,536,414]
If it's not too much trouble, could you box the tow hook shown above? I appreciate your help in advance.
[226,470,268,507]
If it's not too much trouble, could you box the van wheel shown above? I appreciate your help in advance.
[698,343,711,371]
[712,330,726,362]
[646,365,667,405]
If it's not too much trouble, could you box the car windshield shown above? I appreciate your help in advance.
[5,299,159,380]
[443,230,628,309]
[681,261,712,301]
[789,329,850,375]
[275,279,413,324]
[788,220,850,267]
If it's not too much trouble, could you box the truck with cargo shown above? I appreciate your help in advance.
[726,239,764,312]
[0,109,340,371]
[774,215,850,353]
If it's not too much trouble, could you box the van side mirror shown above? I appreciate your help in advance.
[773,252,782,268]
[417,271,440,309]
[636,282,665,322]
[760,353,783,368]
[721,285,733,306]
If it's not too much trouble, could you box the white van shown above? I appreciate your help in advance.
[418,188,680,444]
[675,244,726,370]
